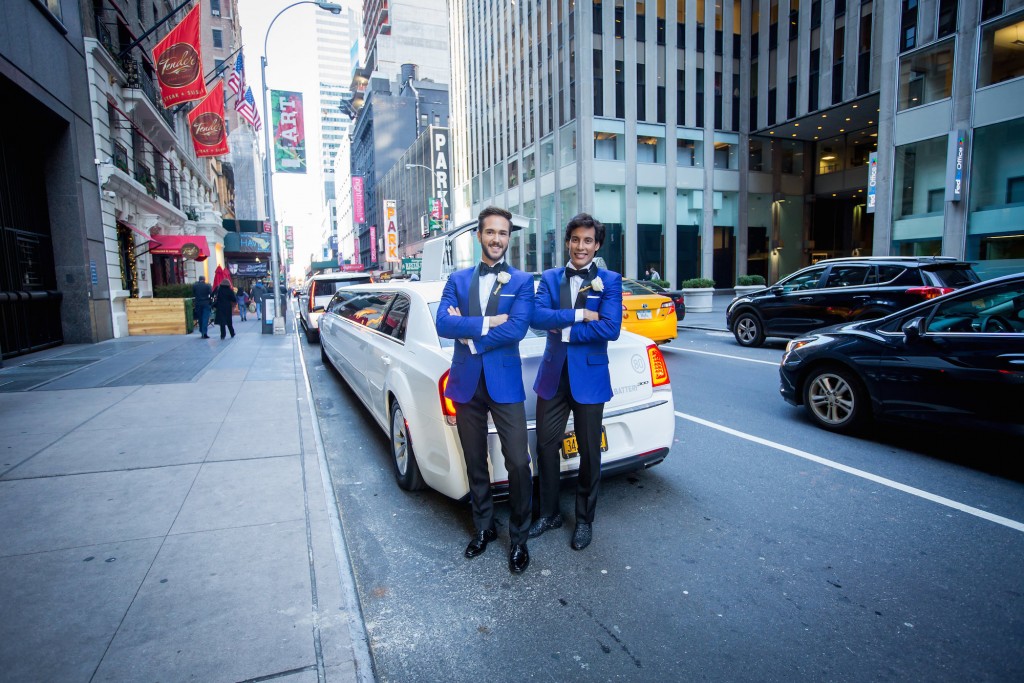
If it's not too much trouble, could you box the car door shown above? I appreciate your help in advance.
[875,279,1024,432]
[363,292,407,424]
[818,264,873,325]
[758,265,828,336]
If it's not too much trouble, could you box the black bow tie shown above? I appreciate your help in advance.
[566,265,593,279]
[479,262,504,276]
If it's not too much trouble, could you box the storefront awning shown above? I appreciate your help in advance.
[149,235,211,261]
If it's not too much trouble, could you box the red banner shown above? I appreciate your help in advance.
[187,81,230,158]
[151,5,207,107]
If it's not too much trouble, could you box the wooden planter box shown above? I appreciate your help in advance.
[126,297,194,335]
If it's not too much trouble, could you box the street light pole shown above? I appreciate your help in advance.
[405,163,443,234]
[261,1,342,332]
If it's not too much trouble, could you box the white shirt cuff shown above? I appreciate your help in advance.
[467,339,478,354]
[481,316,490,336]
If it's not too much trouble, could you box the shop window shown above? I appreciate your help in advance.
[749,138,772,172]
[978,12,1024,88]
[967,117,1024,270]
[892,135,946,255]
[897,40,954,110]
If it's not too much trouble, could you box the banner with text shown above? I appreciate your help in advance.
[383,200,399,263]
[271,90,306,173]
[151,4,207,106]
[187,81,230,158]
[369,225,377,265]
[352,176,366,224]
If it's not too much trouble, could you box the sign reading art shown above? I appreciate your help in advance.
[352,176,366,223]
[187,81,229,158]
[383,200,399,263]
[151,5,207,106]
[271,90,306,174]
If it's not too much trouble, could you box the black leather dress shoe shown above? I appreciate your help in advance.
[464,529,498,558]
[527,514,563,538]
[509,543,529,573]
[571,522,592,551]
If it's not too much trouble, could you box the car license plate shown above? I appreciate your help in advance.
[637,310,653,320]
[561,427,609,459]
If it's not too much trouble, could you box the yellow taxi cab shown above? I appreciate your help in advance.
[621,279,677,344]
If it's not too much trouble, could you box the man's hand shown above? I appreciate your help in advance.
[488,313,509,326]
[447,305,462,316]
[582,310,600,322]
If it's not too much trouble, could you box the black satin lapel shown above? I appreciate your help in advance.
[574,270,596,309]
[484,280,500,316]
[559,269,571,310]
[469,269,482,317]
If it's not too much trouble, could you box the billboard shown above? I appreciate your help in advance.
[271,90,306,173]
[383,200,399,263]
[866,152,878,214]
[432,128,450,219]
[352,176,366,223]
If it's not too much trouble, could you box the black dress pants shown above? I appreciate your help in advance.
[454,375,532,544]
[219,320,235,339]
[535,363,605,524]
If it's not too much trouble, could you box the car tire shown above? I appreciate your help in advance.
[390,402,426,491]
[304,322,319,344]
[801,365,869,433]
[320,339,331,366]
[732,311,766,347]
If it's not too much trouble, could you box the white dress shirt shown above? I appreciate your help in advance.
[562,261,594,342]
[465,259,505,354]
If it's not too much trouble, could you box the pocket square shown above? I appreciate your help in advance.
[500,293,515,297]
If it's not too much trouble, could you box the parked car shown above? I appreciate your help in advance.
[726,256,980,347]
[641,281,686,320]
[779,273,1024,435]
[318,281,675,499]
[621,279,678,344]
[298,272,373,341]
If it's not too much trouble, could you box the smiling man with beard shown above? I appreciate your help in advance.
[435,206,536,573]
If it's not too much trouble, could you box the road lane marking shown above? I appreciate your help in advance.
[675,411,1024,534]
[662,346,780,366]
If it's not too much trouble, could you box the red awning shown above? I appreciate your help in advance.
[149,235,211,261]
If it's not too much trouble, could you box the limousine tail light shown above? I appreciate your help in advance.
[906,286,954,300]
[439,370,457,425]
[647,344,670,389]
[308,280,316,311]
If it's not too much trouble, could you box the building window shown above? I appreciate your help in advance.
[937,0,957,38]
[898,40,954,110]
[637,136,665,164]
[892,135,946,255]
[982,0,1004,22]
[901,0,918,52]
[211,0,221,14]
[559,122,576,166]
[713,141,738,170]
[522,151,536,181]
[212,29,223,48]
[749,139,772,172]
[594,132,624,160]
[978,12,1024,88]
[967,116,1024,271]
[817,141,844,175]
[540,137,555,174]
[676,137,703,168]
[494,161,506,194]
[508,159,518,189]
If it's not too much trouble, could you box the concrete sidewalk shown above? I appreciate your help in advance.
[677,292,735,332]
[0,315,373,682]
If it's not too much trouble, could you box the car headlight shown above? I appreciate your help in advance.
[785,337,817,354]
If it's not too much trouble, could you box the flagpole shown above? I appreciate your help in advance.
[117,0,194,59]
[260,1,343,333]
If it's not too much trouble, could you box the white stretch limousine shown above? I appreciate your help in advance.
[318,281,675,500]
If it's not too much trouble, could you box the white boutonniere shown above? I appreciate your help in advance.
[580,276,604,295]
[492,270,511,295]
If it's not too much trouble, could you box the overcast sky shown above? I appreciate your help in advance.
[237,0,341,279]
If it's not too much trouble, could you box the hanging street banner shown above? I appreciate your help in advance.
[866,152,878,214]
[151,4,207,107]
[369,225,377,265]
[271,90,306,173]
[187,81,230,158]
[353,235,361,264]
[352,176,366,223]
[383,200,399,263]
[229,261,269,277]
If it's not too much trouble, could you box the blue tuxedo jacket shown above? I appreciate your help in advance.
[531,267,623,404]
[435,265,535,404]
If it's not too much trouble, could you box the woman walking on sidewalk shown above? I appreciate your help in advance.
[213,280,236,339]
[236,288,250,321]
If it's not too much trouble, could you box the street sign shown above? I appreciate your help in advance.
[402,257,422,274]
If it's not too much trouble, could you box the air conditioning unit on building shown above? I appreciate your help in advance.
[211,9,220,16]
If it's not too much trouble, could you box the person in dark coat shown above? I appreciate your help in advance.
[213,280,236,339]
[192,276,213,338]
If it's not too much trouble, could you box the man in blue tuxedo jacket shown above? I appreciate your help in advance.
[435,207,535,574]
[528,213,622,551]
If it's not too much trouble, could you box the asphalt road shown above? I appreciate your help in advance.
[302,326,1024,682]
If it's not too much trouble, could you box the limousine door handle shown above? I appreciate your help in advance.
[998,354,1024,366]
[380,355,391,365]
[798,296,814,302]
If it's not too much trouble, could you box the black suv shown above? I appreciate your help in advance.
[725,257,980,347]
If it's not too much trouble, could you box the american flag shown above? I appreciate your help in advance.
[236,87,262,131]
[227,52,245,97]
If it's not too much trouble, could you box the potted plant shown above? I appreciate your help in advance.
[734,274,767,297]
[679,277,716,313]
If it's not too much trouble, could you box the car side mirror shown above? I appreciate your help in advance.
[902,317,925,342]
[313,305,326,313]
[770,285,784,296]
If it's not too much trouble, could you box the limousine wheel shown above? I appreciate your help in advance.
[320,340,330,366]
[390,403,426,491]
[802,365,868,433]
[733,312,765,347]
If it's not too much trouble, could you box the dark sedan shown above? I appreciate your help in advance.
[639,281,686,320]
[779,273,1024,435]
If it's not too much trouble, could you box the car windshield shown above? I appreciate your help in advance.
[622,280,659,295]
[928,266,980,288]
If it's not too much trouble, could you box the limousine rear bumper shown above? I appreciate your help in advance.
[480,447,670,502]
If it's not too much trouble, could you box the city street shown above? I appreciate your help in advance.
[303,325,1024,682]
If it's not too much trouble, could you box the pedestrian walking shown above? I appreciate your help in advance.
[192,276,213,338]
[237,288,250,321]
[529,213,623,551]
[251,281,266,321]
[435,206,536,574]
[650,266,661,281]
[213,280,236,339]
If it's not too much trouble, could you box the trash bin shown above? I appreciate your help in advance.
[262,295,276,334]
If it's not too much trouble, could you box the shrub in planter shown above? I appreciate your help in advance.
[736,274,766,286]
[154,283,196,298]
[680,277,716,289]
[651,279,671,288]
